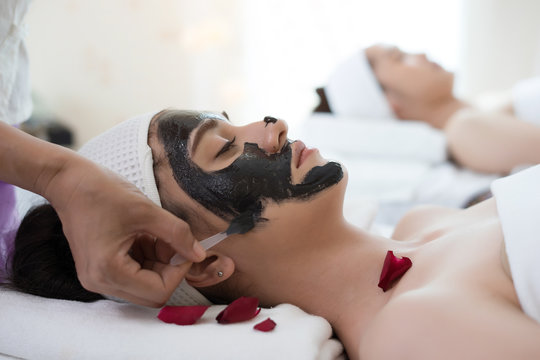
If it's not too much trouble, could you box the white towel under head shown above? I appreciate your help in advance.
[78,112,211,306]
[324,50,395,119]
[0,289,344,360]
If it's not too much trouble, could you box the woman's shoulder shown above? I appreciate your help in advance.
[391,205,460,242]
[359,288,540,360]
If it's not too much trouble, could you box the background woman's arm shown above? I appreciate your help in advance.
[444,109,540,174]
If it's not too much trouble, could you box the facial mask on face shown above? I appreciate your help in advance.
[157,111,343,231]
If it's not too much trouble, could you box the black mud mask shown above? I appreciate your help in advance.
[157,110,343,229]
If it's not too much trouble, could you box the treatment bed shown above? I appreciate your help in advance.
[0,114,501,359]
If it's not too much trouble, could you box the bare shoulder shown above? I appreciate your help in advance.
[359,290,540,360]
[392,205,460,241]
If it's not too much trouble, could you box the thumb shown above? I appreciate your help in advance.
[141,206,206,263]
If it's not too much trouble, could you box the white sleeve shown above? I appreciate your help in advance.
[512,76,540,126]
[0,0,33,125]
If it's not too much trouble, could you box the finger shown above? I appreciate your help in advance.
[133,236,177,265]
[90,250,188,307]
[129,234,158,265]
[102,286,165,307]
[140,208,206,262]
[108,255,193,306]
[77,260,164,307]
[154,239,177,263]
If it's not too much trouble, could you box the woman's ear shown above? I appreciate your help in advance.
[185,252,235,288]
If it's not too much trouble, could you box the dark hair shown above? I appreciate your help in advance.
[7,204,104,302]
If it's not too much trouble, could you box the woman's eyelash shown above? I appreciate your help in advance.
[216,136,236,158]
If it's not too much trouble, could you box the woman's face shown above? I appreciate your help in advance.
[366,44,454,104]
[148,110,346,240]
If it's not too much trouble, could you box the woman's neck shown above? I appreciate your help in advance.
[421,97,470,130]
[249,220,410,353]
[397,96,469,130]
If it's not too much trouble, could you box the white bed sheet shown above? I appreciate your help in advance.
[0,289,344,360]
[296,114,498,231]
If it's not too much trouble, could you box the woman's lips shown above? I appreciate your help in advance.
[295,141,317,168]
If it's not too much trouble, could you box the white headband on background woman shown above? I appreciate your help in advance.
[325,50,395,120]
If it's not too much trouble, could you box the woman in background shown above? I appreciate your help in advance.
[316,44,540,174]
[8,109,540,359]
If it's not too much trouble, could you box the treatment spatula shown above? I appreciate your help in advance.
[169,209,257,265]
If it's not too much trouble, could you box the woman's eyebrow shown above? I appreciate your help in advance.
[191,118,218,155]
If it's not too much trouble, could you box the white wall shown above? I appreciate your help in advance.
[457,0,540,97]
[241,0,462,134]
[25,0,539,147]
[26,0,245,146]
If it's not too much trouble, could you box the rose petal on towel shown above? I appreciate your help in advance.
[378,250,412,292]
[157,305,210,325]
[254,318,276,332]
[216,296,261,324]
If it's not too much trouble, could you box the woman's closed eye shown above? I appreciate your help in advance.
[215,136,237,158]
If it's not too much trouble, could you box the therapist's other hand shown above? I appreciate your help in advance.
[46,156,206,307]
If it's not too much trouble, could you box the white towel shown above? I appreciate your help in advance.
[300,114,447,163]
[491,164,540,323]
[0,289,344,360]
[512,77,540,126]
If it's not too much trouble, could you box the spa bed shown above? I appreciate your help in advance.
[297,113,498,234]
[0,114,500,359]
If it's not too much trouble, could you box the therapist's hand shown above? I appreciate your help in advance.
[0,123,203,306]
[46,157,206,307]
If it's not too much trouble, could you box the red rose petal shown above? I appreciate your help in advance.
[378,250,412,292]
[254,318,276,332]
[216,296,261,324]
[158,305,209,325]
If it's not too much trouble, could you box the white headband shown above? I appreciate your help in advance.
[78,112,211,306]
[325,50,395,119]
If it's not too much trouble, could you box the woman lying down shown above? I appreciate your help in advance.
[7,109,540,359]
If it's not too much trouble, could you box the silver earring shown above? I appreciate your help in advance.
[217,271,224,277]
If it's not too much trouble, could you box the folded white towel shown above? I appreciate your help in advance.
[300,114,447,163]
[0,289,344,360]
[492,164,540,323]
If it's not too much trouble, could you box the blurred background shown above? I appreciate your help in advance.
[25,0,540,147]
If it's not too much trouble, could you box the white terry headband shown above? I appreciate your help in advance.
[78,112,211,306]
[325,50,395,119]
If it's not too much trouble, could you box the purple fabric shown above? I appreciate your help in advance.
[0,180,18,282]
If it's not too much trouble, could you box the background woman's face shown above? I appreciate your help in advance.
[366,44,454,102]
[150,110,345,237]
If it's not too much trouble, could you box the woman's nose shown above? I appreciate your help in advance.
[260,116,288,153]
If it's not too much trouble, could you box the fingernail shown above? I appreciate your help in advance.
[193,241,206,260]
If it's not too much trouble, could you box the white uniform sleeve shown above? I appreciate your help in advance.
[0,0,33,125]
[512,76,540,126]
